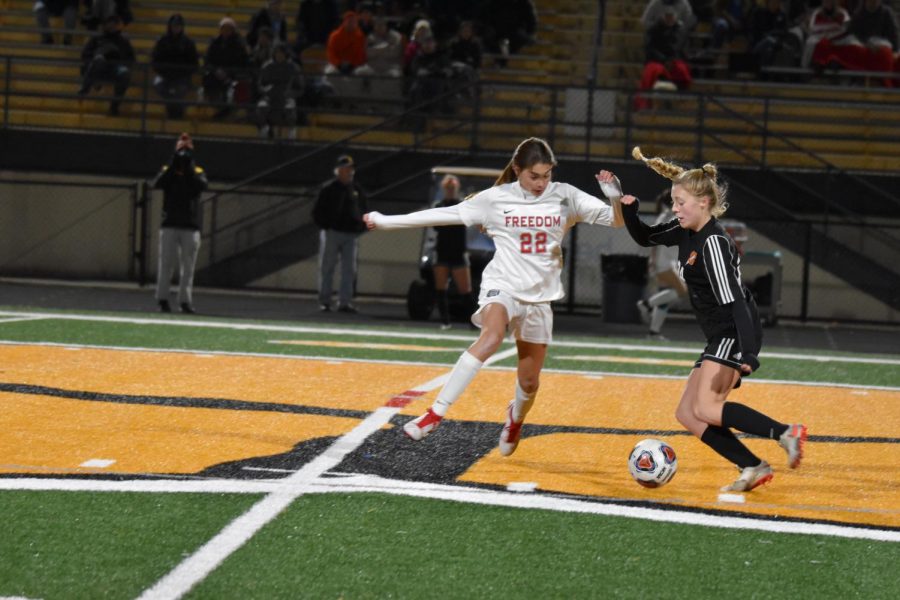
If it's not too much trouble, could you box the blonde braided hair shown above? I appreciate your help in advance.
[632,147,728,217]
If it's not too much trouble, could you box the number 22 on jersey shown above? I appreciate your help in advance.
[520,232,548,254]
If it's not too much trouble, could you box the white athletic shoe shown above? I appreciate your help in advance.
[403,408,442,441]
[778,424,808,469]
[636,299,651,325]
[720,461,774,492]
[498,401,525,457]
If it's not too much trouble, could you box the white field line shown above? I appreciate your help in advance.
[1,473,897,544]
[136,346,518,600]
[0,315,47,325]
[0,309,897,366]
[2,338,898,392]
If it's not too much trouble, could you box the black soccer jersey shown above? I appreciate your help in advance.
[622,200,762,371]
[434,197,468,264]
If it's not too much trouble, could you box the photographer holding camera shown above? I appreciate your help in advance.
[152,133,208,314]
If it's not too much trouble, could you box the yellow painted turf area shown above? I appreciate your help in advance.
[1,344,898,529]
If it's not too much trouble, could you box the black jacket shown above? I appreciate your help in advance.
[81,31,136,68]
[152,32,199,80]
[204,33,250,74]
[248,8,289,48]
[312,179,368,233]
[152,159,209,230]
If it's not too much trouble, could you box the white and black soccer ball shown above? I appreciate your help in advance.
[628,438,678,488]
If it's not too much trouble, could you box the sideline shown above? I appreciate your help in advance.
[1,474,897,544]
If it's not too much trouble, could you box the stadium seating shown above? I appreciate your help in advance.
[599,0,900,172]
[0,0,599,149]
[4,0,897,171]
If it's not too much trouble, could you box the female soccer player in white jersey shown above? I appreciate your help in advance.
[602,147,806,492]
[364,137,624,456]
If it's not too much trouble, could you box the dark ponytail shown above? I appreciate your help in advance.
[493,137,557,186]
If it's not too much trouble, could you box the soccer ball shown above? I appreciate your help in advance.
[628,438,678,488]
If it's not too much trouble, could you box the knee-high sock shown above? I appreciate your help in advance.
[722,402,789,439]
[432,351,483,416]
[436,289,449,325]
[512,379,536,422]
[700,425,761,469]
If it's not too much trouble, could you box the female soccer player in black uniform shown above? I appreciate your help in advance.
[599,147,807,492]
[432,174,473,330]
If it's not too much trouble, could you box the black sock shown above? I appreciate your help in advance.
[722,402,789,439]
[700,425,761,469]
[436,289,449,325]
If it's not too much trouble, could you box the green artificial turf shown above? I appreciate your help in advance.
[191,493,900,599]
[0,490,261,600]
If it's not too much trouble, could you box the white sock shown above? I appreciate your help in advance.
[512,379,537,422]
[431,351,483,416]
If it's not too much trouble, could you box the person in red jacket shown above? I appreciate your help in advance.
[324,11,371,75]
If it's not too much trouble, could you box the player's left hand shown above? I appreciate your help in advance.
[596,170,623,199]
[740,363,753,375]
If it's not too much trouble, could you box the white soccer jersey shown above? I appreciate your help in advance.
[371,180,616,302]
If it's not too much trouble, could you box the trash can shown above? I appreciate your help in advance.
[601,254,648,323]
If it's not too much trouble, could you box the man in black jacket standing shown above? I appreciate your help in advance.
[152,133,208,314]
[313,154,368,313]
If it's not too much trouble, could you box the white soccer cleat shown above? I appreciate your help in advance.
[498,401,525,457]
[778,424,808,469]
[720,461,774,492]
[403,408,442,441]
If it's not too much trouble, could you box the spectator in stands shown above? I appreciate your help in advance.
[153,133,208,315]
[296,0,340,51]
[642,0,697,31]
[325,11,372,75]
[256,42,304,139]
[203,17,251,119]
[449,20,483,71]
[82,0,133,31]
[77,14,135,116]
[404,19,433,73]
[634,7,692,111]
[850,0,898,87]
[250,27,276,71]
[313,154,369,314]
[408,34,453,111]
[151,14,199,120]
[748,0,806,74]
[248,0,288,48]
[356,1,376,36]
[426,0,478,42]
[820,0,899,86]
[477,0,538,65]
[35,0,78,45]
[802,0,852,68]
[710,0,752,50]
[366,17,404,77]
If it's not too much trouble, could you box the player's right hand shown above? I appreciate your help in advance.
[620,194,638,206]
[363,212,381,230]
